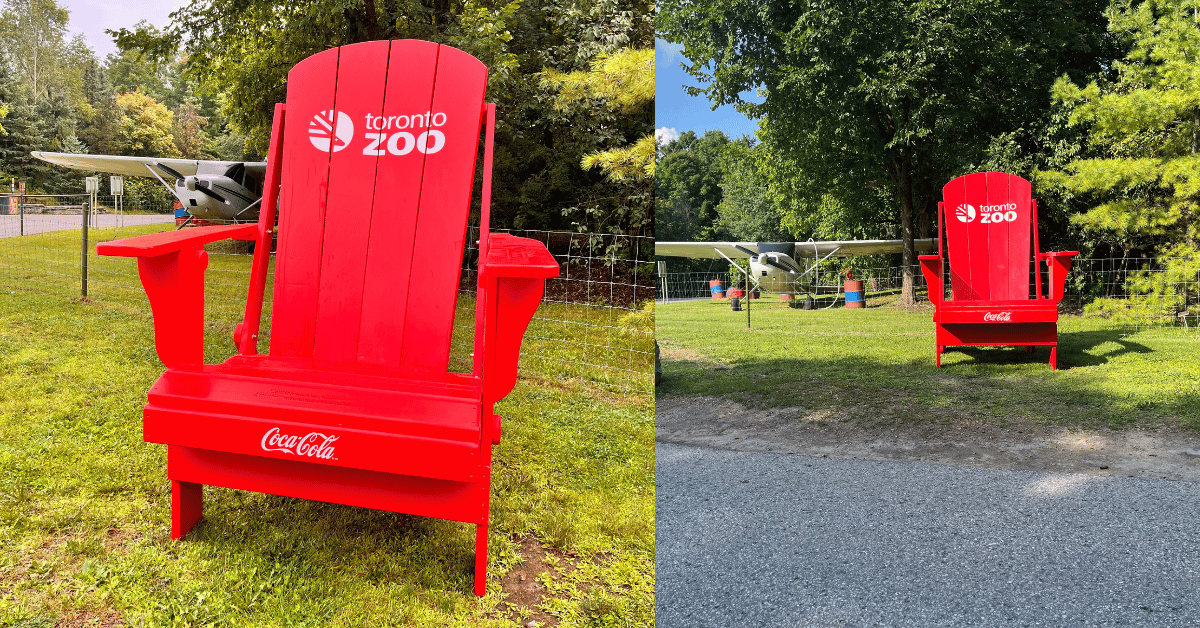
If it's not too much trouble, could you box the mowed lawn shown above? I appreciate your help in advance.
[657,294,1200,431]
[0,226,653,627]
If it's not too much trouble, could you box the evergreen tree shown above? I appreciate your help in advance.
[1043,0,1200,317]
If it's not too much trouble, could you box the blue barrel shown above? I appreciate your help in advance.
[709,279,725,300]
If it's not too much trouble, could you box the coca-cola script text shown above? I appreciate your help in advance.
[261,427,339,460]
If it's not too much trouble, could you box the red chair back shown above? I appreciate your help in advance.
[941,171,1034,301]
[267,40,488,374]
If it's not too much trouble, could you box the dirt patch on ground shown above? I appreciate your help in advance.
[657,395,1200,481]
[493,537,580,627]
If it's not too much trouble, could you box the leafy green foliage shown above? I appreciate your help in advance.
[110,0,653,234]
[654,130,736,243]
[1042,0,1200,314]
[659,0,1116,302]
[714,141,786,241]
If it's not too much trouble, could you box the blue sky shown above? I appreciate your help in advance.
[655,38,762,143]
[63,0,188,60]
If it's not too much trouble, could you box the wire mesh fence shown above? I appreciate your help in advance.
[0,214,655,395]
[657,257,1200,337]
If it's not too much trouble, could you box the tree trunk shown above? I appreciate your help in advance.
[896,156,916,305]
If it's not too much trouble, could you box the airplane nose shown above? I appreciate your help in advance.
[184,177,197,191]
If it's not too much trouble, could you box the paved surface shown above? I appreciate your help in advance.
[0,213,174,238]
[657,442,1200,627]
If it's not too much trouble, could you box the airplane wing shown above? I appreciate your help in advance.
[790,239,938,258]
[656,239,937,259]
[654,242,760,259]
[32,152,267,180]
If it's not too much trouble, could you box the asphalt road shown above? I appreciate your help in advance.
[0,212,174,238]
[657,442,1200,627]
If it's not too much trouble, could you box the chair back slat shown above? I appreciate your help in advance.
[268,40,488,373]
[942,172,1033,301]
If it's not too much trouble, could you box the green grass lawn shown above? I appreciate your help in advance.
[0,228,653,627]
[657,293,1200,431]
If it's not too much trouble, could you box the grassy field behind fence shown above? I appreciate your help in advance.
[0,227,654,626]
[657,294,1200,432]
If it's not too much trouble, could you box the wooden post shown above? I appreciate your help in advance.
[81,198,89,297]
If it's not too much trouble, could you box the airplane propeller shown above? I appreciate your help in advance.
[193,180,228,204]
[152,162,228,204]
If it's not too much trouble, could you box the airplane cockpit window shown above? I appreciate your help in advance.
[224,163,246,186]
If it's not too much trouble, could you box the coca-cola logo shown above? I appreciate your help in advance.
[983,311,1012,322]
[260,427,339,460]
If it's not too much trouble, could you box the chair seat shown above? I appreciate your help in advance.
[935,299,1059,324]
[143,355,484,482]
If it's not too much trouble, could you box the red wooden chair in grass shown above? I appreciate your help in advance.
[919,172,1077,369]
[97,40,558,596]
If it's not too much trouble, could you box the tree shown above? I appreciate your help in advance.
[654,130,733,242]
[172,100,208,159]
[115,91,177,157]
[0,0,68,99]
[543,47,654,181]
[659,0,1114,303]
[714,142,787,241]
[1041,0,1200,317]
[110,0,654,233]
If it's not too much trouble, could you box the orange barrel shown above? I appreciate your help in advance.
[729,288,744,298]
[844,279,865,309]
[780,293,794,302]
[709,279,725,300]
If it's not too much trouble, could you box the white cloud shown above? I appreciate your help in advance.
[656,39,685,65]
[655,127,680,144]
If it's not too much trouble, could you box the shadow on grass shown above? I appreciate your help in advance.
[939,328,1154,369]
[657,342,1200,431]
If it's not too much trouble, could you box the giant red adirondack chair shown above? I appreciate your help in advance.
[918,172,1077,369]
[96,40,558,596]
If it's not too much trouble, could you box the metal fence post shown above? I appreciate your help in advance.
[18,194,23,236]
[81,199,89,297]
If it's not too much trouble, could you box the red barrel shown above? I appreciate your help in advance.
[844,279,865,309]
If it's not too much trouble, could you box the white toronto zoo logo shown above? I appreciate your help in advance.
[308,110,354,152]
[260,427,339,460]
[308,110,449,155]
[983,311,1013,322]
[957,202,1019,224]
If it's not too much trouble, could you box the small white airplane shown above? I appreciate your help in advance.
[656,238,937,297]
[32,151,266,223]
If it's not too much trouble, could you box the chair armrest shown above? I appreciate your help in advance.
[97,224,258,258]
[478,235,559,408]
[1038,251,1078,303]
[918,255,943,307]
[97,225,256,367]
[483,233,559,278]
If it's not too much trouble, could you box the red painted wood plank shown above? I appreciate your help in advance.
[270,47,341,357]
[168,446,488,524]
[146,408,480,482]
[398,45,488,374]
[97,224,256,257]
[357,40,441,367]
[985,171,1012,300]
[239,104,288,355]
[147,371,481,441]
[936,322,1058,345]
[311,41,392,362]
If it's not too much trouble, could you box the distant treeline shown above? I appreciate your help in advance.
[0,0,653,234]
